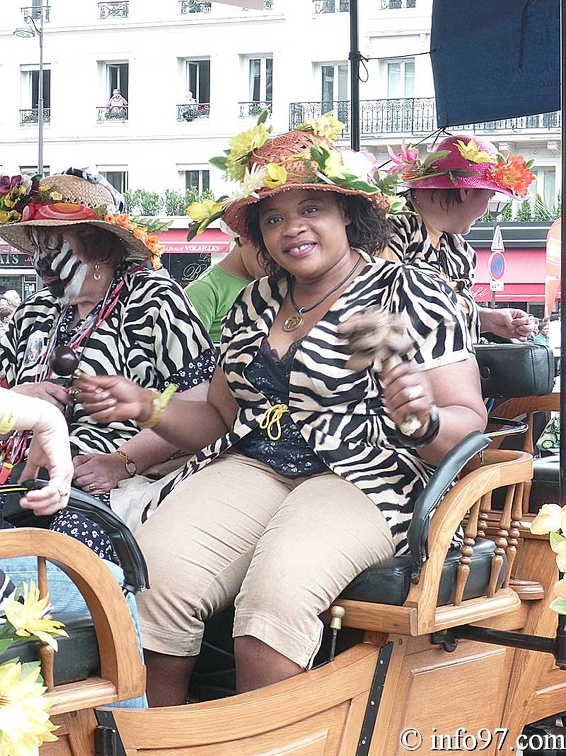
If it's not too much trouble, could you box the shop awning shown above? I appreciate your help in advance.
[472,247,547,303]
[157,228,231,255]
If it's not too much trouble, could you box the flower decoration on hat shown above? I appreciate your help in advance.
[0,173,164,269]
[186,110,405,240]
[530,505,566,615]
[486,154,535,198]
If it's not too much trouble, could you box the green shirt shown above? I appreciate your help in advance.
[185,264,250,344]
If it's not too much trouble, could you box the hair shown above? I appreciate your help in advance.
[244,191,391,278]
[0,307,13,321]
[413,188,464,211]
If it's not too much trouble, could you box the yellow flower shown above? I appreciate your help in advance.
[530,503,566,535]
[0,210,21,225]
[0,661,58,755]
[2,581,67,652]
[554,578,566,600]
[225,123,271,180]
[455,139,496,164]
[186,198,224,223]
[49,191,63,201]
[323,150,346,180]
[263,163,288,189]
[306,113,344,141]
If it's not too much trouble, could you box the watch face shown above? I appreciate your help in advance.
[125,461,137,475]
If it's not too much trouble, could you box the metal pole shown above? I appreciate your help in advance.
[349,0,360,151]
[559,0,566,509]
[37,7,44,177]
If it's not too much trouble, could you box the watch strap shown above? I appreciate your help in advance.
[116,449,137,477]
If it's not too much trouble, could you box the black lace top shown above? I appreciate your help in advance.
[235,337,327,478]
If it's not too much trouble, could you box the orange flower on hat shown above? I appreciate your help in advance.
[486,155,535,198]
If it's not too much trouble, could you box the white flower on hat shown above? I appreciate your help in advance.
[340,149,378,182]
[223,164,267,207]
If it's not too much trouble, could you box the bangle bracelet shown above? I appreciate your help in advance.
[396,404,440,448]
[138,384,178,429]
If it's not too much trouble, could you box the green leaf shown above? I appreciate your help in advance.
[209,156,228,171]
[550,597,566,615]
[0,639,15,654]
[550,531,565,553]
[256,108,270,126]
[421,150,450,169]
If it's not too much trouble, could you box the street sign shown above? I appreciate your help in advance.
[491,224,505,252]
[488,250,506,280]
[490,280,504,291]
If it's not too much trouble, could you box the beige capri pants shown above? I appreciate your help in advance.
[135,452,395,669]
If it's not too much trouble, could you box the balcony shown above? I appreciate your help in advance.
[20,108,50,125]
[98,1,129,18]
[380,0,416,8]
[312,0,349,13]
[21,5,50,22]
[239,101,273,118]
[177,103,210,121]
[97,105,128,122]
[289,99,561,136]
[180,0,211,13]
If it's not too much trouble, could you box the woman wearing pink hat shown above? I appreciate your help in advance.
[384,135,536,342]
[73,116,486,704]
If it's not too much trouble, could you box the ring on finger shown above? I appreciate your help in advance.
[68,387,80,401]
[399,413,422,437]
[58,489,69,498]
[407,385,424,402]
[87,482,96,492]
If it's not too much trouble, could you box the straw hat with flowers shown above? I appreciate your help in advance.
[0,170,163,268]
[186,110,406,241]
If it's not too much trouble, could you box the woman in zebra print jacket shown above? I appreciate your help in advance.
[75,124,487,705]
[383,134,536,343]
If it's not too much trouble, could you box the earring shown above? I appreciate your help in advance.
[93,263,101,281]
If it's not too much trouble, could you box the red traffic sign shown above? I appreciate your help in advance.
[488,251,506,281]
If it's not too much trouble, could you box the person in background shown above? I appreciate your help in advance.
[534,319,551,345]
[384,135,536,343]
[3,290,21,311]
[527,316,540,342]
[0,306,13,336]
[107,89,128,118]
[75,118,486,705]
[185,235,265,343]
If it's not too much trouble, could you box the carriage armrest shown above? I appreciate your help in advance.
[407,432,490,567]
[11,481,149,595]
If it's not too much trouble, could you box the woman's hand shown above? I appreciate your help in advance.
[73,452,133,494]
[18,401,73,516]
[380,361,434,439]
[10,381,71,412]
[479,308,533,341]
[73,374,153,424]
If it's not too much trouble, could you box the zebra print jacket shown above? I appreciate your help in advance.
[156,253,474,554]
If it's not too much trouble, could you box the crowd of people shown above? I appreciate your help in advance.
[0,119,547,707]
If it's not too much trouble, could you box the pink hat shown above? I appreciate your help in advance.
[388,135,535,200]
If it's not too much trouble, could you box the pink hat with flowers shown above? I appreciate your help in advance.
[388,135,535,200]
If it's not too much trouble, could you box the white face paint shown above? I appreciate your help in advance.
[30,229,89,303]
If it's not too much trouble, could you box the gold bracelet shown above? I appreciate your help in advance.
[138,384,178,429]
[0,408,17,435]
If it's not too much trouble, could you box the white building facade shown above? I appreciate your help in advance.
[0,0,560,211]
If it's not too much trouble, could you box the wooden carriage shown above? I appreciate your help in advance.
[1,342,564,755]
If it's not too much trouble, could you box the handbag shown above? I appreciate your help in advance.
[474,342,555,398]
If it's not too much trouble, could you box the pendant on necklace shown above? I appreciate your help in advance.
[283,313,304,332]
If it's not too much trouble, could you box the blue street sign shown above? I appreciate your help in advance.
[488,251,506,281]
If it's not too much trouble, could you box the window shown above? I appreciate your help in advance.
[186,59,210,103]
[531,168,557,213]
[248,57,273,103]
[20,66,51,124]
[321,63,348,108]
[386,58,415,98]
[20,165,50,177]
[107,63,129,101]
[99,170,128,195]
[184,170,210,195]
[29,0,50,22]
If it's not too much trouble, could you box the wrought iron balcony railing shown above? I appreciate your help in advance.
[20,108,51,125]
[177,103,210,121]
[312,0,349,13]
[239,101,273,118]
[289,99,562,136]
[380,0,416,9]
[97,105,128,122]
[242,0,274,9]
[21,5,50,22]
[98,1,129,18]
[180,0,211,13]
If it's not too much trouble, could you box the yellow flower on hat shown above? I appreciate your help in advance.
[187,198,224,223]
[0,210,21,225]
[225,123,271,181]
[49,191,63,201]
[1,581,67,652]
[323,150,347,180]
[455,139,496,164]
[305,113,344,141]
[263,163,288,189]
[0,661,58,755]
